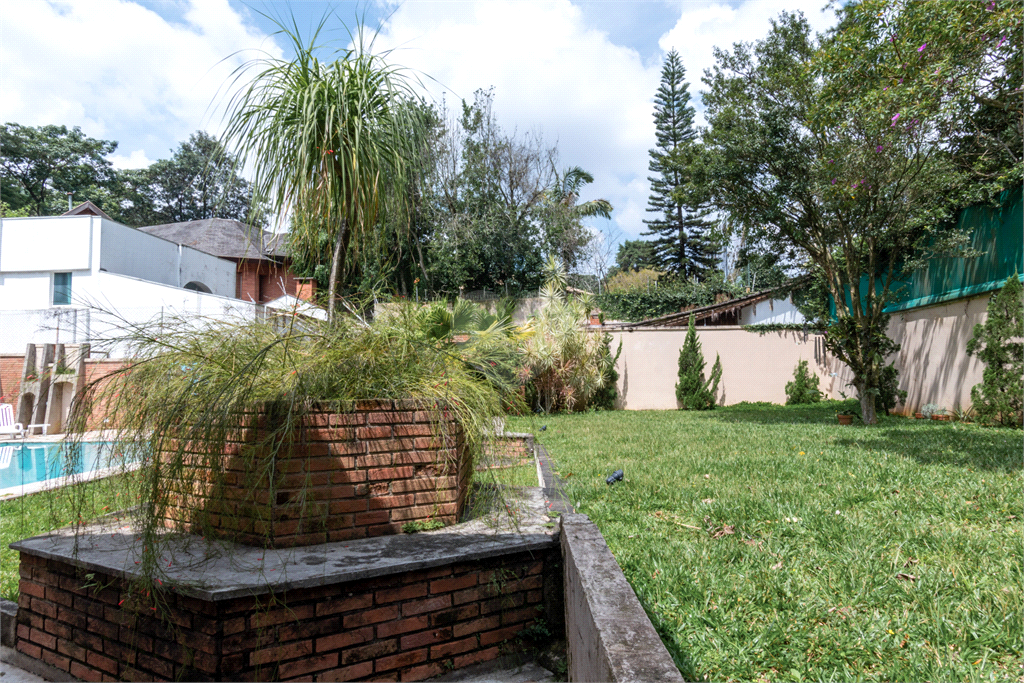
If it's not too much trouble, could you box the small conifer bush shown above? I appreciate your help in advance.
[966,274,1023,427]
[676,314,721,410]
[785,360,821,405]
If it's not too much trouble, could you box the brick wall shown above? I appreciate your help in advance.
[0,355,123,430]
[237,260,304,303]
[163,401,472,548]
[0,354,25,405]
[16,548,558,681]
[480,434,534,469]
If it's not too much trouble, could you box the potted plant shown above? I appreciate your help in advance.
[837,409,856,425]
[920,403,945,420]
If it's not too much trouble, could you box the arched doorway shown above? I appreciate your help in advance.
[184,281,212,293]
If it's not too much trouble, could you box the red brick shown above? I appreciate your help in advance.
[355,510,391,526]
[391,478,455,493]
[368,495,416,511]
[57,637,87,661]
[330,499,369,514]
[57,606,88,630]
[481,624,528,646]
[340,639,398,665]
[526,561,544,575]
[343,604,401,629]
[136,653,174,679]
[375,583,428,604]
[502,606,542,625]
[329,527,369,542]
[480,592,524,615]
[357,426,392,440]
[369,524,404,537]
[30,596,57,618]
[29,627,57,650]
[70,661,103,682]
[527,589,544,604]
[359,453,394,468]
[46,618,72,641]
[307,455,356,471]
[453,615,501,638]
[368,467,415,482]
[87,650,119,676]
[278,652,338,678]
[453,646,500,670]
[429,636,476,659]
[332,469,368,484]
[375,648,428,673]
[41,648,72,672]
[402,595,452,617]
[375,615,428,638]
[252,604,315,628]
[315,626,372,652]
[320,661,373,681]
[414,489,456,504]
[316,593,373,617]
[87,616,118,640]
[401,661,444,680]
[400,628,451,650]
[331,413,367,427]
[391,506,443,522]
[20,580,45,599]
[430,603,479,627]
[251,640,314,666]
[430,574,478,594]
[369,411,416,425]
[17,639,42,660]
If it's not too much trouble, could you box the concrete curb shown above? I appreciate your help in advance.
[1,645,76,682]
[0,599,17,648]
[561,514,684,682]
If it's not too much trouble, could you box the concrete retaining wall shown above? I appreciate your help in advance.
[561,514,683,682]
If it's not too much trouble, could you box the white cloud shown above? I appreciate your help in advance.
[108,149,153,170]
[372,0,662,239]
[660,0,838,123]
[0,0,282,163]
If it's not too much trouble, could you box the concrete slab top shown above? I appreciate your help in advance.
[10,488,559,602]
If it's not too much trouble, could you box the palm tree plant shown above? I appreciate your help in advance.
[541,166,613,271]
[221,16,425,321]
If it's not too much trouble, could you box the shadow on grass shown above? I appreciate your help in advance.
[833,429,1022,473]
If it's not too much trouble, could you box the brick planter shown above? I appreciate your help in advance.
[12,489,562,682]
[163,400,470,548]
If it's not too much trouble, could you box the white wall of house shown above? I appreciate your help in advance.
[0,216,234,303]
[738,296,805,325]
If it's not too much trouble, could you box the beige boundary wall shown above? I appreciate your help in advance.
[608,292,991,414]
[608,326,833,410]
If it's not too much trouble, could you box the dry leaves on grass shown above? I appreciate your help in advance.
[650,510,702,530]
[895,572,918,581]
[703,516,735,539]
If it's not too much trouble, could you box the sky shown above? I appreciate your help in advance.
[0,0,839,245]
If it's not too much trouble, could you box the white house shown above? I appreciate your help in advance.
[0,205,260,355]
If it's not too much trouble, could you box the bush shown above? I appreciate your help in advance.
[596,273,744,322]
[676,314,721,410]
[605,268,662,293]
[877,362,907,415]
[785,360,821,405]
[590,335,622,410]
[966,274,1023,427]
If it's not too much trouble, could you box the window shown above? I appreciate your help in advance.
[53,272,72,305]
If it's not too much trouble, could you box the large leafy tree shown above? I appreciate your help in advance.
[643,50,717,279]
[144,131,263,226]
[221,20,423,321]
[699,11,976,424]
[0,123,116,216]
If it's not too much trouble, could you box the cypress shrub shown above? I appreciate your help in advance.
[966,274,1023,427]
[785,360,822,405]
[676,314,722,410]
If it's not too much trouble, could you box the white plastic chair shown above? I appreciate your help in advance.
[0,404,26,439]
[0,446,13,468]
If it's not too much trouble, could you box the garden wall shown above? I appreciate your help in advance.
[11,489,562,682]
[608,327,831,410]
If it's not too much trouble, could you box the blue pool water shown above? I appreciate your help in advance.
[0,442,114,491]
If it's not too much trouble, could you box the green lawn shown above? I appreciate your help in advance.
[509,402,1022,682]
[1,478,123,602]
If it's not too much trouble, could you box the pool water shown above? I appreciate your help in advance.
[0,442,115,491]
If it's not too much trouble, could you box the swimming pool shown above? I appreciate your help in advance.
[0,441,117,498]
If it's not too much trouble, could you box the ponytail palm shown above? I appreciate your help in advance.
[221,19,423,320]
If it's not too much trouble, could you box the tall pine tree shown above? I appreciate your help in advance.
[643,50,717,279]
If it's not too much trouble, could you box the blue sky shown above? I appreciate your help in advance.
[2,0,838,250]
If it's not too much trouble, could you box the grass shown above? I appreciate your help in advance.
[508,401,1022,682]
[1,477,124,602]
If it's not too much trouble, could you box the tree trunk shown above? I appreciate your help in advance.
[327,219,348,324]
[858,387,878,425]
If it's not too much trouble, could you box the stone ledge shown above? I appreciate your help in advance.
[10,488,557,602]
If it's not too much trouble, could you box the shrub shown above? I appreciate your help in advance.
[589,334,622,410]
[785,360,821,405]
[596,272,744,322]
[877,362,907,415]
[966,274,1024,427]
[675,314,721,410]
[605,268,662,294]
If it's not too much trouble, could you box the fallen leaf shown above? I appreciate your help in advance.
[711,525,735,539]
[895,572,917,581]
[702,498,715,504]
[771,561,783,569]
[903,558,918,568]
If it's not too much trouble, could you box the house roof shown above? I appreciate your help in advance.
[610,280,804,328]
[62,201,113,221]
[138,218,286,261]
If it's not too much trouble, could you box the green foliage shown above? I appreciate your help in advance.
[0,200,30,217]
[509,404,1021,682]
[966,275,1024,427]
[743,322,821,334]
[401,519,444,533]
[589,336,622,411]
[877,362,908,416]
[643,50,717,279]
[0,123,116,216]
[596,273,743,322]
[785,360,822,405]
[605,267,661,294]
[613,239,659,274]
[675,314,720,410]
